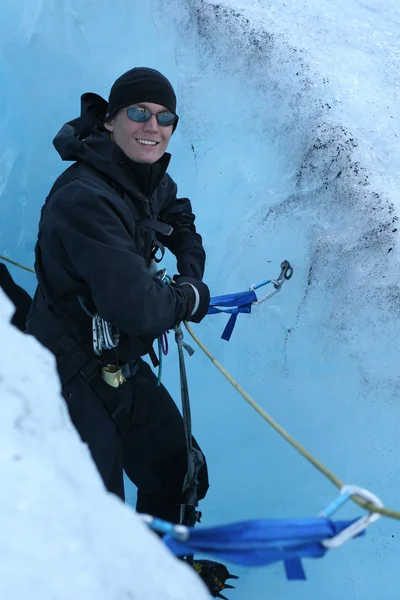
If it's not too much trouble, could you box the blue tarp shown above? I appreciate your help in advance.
[163,517,363,580]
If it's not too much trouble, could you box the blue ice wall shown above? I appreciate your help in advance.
[1,1,399,599]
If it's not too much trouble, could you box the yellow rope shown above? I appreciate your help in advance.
[184,321,400,520]
[2,253,399,519]
[0,254,35,274]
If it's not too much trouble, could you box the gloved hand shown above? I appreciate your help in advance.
[176,276,210,324]
[175,253,205,280]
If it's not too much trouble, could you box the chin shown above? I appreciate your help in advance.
[139,151,163,164]
[134,155,159,164]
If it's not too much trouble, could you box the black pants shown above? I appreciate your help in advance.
[62,358,209,523]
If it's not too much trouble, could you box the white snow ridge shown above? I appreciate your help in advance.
[0,289,209,600]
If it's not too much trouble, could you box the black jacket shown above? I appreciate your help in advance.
[26,93,206,362]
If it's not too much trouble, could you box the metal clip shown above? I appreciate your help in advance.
[319,484,383,549]
[250,260,293,306]
[101,364,126,388]
[155,268,168,282]
[140,514,190,541]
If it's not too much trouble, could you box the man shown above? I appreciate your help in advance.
[26,67,211,525]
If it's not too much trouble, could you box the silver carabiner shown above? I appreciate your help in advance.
[320,485,383,549]
[155,268,168,282]
[250,260,293,306]
[250,281,280,306]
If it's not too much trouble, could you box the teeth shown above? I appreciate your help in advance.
[137,139,157,146]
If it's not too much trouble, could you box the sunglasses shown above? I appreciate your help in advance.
[125,106,178,127]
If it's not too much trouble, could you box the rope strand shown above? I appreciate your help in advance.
[184,321,400,520]
[0,254,35,274]
[2,254,399,520]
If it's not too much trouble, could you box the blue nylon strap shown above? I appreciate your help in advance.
[207,290,258,340]
[163,517,363,579]
[284,558,306,580]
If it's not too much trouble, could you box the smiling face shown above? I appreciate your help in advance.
[104,101,174,164]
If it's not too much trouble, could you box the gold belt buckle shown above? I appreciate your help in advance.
[101,364,126,388]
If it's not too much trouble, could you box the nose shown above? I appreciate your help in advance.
[143,114,159,133]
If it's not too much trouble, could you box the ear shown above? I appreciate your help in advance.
[104,120,113,132]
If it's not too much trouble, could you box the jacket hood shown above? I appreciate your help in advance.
[52,93,170,200]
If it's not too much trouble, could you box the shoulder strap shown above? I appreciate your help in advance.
[136,218,173,236]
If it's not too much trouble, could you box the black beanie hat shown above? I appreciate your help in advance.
[105,67,177,121]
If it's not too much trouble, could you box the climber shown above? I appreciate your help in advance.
[26,67,211,524]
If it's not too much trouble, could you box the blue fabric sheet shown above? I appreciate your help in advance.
[163,517,363,580]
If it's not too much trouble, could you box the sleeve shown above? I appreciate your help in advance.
[158,180,206,280]
[46,183,193,337]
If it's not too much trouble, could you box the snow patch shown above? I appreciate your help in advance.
[0,289,208,600]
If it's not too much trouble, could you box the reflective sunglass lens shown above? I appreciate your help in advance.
[127,107,150,122]
[157,114,176,126]
[126,107,176,127]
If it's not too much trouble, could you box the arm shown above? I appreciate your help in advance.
[45,182,194,337]
[158,180,206,280]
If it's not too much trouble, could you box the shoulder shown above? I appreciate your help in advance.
[49,163,113,198]
[44,164,130,222]
[48,163,119,204]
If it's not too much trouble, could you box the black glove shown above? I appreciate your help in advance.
[175,252,205,280]
[176,276,210,324]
